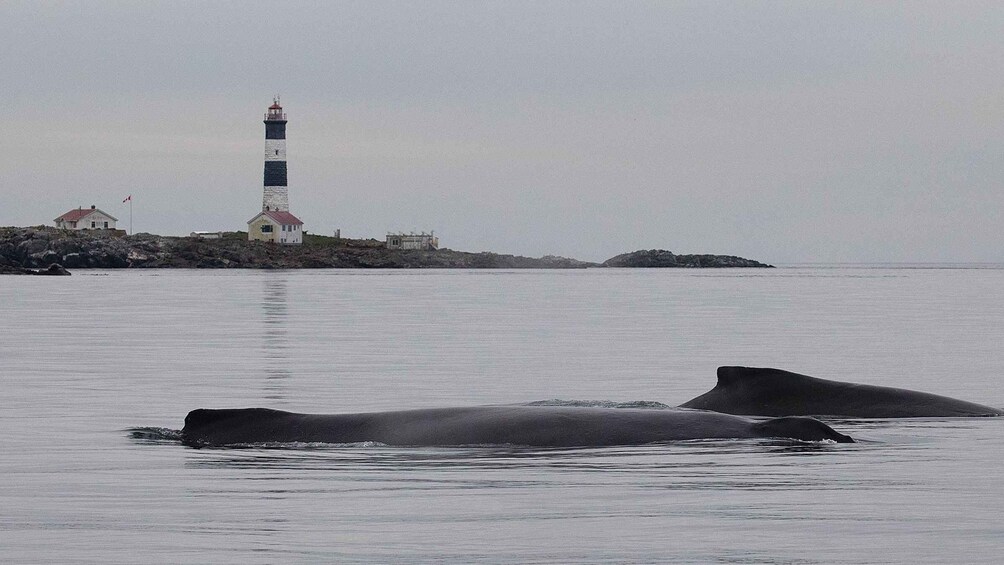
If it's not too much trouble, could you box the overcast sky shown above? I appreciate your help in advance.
[2,1,1001,263]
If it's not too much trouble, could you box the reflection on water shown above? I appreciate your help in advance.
[174,438,895,503]
[261,276,290,400]
[179,437,860,470]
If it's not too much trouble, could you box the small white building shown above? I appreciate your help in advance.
[190,231,223,239]
[247,210,304,245]
[386,232,439,250]
[54,205,118,230]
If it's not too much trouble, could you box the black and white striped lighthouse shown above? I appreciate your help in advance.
[248,97,303,244]
[262,97,288,211]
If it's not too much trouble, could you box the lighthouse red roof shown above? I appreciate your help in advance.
[264,210,302,225]
[248,210,303,225]
[269,102,282,110]
[55,206,118,222]
[56,208,97,222]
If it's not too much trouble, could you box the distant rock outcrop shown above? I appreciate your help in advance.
[603,249,772,268]
[35,263,71,276]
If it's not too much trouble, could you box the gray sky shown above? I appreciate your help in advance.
[2,1,1002,263]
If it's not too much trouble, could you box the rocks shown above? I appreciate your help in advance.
[17,238,48,257]
[34,263,71,276]
[603,249,773,268]
[60,252,85,268]
[604,249,680,267]
[31,250,61,265]
[1,264,31,275]
[1,227,772,271]
[539,255,597,268]
[0,262,71,275]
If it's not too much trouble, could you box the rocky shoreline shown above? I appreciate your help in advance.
[0,226,772,273]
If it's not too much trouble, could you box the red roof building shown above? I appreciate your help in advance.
[54,205,118,230]
[247,210,303,245]
[260,210,302,226]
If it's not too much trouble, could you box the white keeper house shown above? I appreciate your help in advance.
[54,205,118,231]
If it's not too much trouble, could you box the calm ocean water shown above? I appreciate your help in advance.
[2,267,1003,564]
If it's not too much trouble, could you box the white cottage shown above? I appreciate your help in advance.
[54,205,118,230]
[247,210,304,245]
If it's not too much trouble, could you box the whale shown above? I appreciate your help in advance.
[181,405,854,447]
[680,366,1004,418]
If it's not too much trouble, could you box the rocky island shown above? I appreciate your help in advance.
[603,249,772,268]
[1,226,772,273]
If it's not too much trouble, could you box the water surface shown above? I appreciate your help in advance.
[2,267,1003,563]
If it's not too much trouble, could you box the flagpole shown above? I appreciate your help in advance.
[122,195,133,234]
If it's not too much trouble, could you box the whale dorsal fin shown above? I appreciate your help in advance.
[717,366,805,387]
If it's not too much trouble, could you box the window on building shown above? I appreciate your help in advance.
[104,222,108,228]
[91,221,96,228]
[261,225,273,233]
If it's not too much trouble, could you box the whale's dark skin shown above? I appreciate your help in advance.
[181,406,853,447]
[681,366,1004,418]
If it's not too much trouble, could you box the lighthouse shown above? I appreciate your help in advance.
[263,97,289,211]
[248,97,304,244]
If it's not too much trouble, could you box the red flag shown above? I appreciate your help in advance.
[123,195,132,203]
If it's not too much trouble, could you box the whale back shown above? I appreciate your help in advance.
[680,366,1003,418]
[182,405,857,447]
[753,416,854,443]
[183,408,285,446]
[182,407,367,446]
